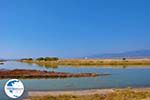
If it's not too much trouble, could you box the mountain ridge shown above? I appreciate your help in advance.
[88,50,150,58]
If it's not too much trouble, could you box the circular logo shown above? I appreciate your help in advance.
[4,79,24,99]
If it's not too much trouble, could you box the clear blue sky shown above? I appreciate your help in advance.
[0,0,150,58]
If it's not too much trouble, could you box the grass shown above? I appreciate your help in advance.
[30,89,150,100]
[20,58,150,68]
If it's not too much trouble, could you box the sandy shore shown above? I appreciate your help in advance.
[28,87,150,97]
[23,88,150,100]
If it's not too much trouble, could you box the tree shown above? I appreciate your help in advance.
[36,57,59,61]
[44,57,59,61]
[36,57,44,61]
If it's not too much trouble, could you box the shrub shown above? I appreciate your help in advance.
[21,58,33,61]
[36,57,59,61]
[36,57,45,61]
[44,57,59,61]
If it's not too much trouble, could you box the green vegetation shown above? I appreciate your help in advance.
[20,57,59,61]
[20,58,33,61]
[30,89,150,100]
[36,57,44,61]
[20,57,59,67]
[36,57,59,61]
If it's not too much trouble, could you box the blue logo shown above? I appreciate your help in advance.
[4,79,24,98]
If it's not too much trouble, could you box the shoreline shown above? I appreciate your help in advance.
[28,87,150,97]
[28,88,114,97]
[28,87,150,96]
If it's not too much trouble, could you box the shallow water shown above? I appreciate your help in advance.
[0,61,150,99]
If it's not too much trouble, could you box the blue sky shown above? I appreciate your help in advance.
[0,0,150,58]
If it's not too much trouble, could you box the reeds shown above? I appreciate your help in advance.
[20,59,150,67]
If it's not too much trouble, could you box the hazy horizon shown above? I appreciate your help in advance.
[0,0,150,59]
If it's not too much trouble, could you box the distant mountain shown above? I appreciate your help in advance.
[88,50,150,58]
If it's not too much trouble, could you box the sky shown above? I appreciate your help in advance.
[0,0,150,59]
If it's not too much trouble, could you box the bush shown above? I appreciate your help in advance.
[28,58,33,60]
[21,58,33,61]
[36,57,45,61]
[36,57,59,61]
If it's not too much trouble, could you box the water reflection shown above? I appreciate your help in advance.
[0,61,150,99]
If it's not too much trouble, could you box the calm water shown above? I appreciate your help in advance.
[0,61,150,100]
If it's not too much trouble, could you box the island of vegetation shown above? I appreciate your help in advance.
[0,69,110,79]
[19,57,150,67]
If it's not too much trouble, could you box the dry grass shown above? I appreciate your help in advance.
[30,88,150,100]
[20,59,150,68]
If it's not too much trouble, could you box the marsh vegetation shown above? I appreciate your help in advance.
[20,58,150,68]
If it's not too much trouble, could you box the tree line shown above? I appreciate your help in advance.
[20,57,59,61]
